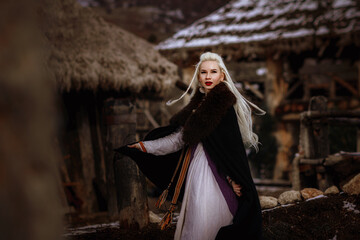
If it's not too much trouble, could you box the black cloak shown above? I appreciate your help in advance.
[115,82,263,240]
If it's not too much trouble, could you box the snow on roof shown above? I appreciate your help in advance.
[157,0,360,51]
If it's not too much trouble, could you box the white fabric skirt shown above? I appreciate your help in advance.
[174,143,233,240]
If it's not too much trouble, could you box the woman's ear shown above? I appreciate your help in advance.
[220,72,225,82]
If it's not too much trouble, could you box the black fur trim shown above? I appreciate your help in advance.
[169,82,236,145]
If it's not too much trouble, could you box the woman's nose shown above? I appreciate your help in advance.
[206,73,211,79]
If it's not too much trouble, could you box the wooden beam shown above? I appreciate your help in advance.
[300,97,329,159]
[244,81,264,99]
[105,98,149,228]
[357,127,360,152]
[332,74,358,97]
[327,118,360,125]
[303,75,310,101]
[301,110,360,120]
[175,80,193,93]
[95,105,106,182]
[76,104,97,213]
[299,158,325,165]
[283,78,304,100]
[160,104,172,121]
[265,56,284,115]
[143,109,160,128]
[329,77,336,99]
[358,62,360,97]
[318,39,330,57]
[253,178,291,187]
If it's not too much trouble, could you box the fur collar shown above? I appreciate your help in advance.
[170,82,236,145]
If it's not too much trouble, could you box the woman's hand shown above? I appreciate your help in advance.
[128,142,147,152]
[231,181,242,197]
[227,177,242,197]
[128,143,141,150]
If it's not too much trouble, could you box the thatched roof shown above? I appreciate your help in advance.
[157,0,360,58]
[42,0,179,95]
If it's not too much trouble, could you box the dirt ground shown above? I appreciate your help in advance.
[262,193,360,240]
[64,193,360,240]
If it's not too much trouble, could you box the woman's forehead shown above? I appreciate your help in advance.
[200,60,220,69]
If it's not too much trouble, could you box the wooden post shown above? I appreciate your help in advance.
[357,127,360,152]
[356,62,360,151]
[265,55,285,115]
[267,55,294,180]
[357,61,360,97]
[76,104,98,213]
[308,96,329,158]
[90,100,108,211]
[299,96,330,190]
[105,98,149,229]
[273,122,293,180]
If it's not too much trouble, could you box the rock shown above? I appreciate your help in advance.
[342,173,360,195]
[259,196,278,209]
[324,186,340,195]
[300,188,324,200]
[278,190,301,205]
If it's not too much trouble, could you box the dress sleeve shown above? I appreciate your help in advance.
[142,128,184,155]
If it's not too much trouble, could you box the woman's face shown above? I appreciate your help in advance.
[198,60,224,93]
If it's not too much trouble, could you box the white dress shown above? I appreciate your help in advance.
[143,129,234,240]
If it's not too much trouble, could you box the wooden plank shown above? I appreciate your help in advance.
[105,98,149,228]
[253,178,291,187]
[95,105,106,182]
[300,97,329,159]
[301,110,360,120]
[357,127,360,152]
[307,83,329,89]
[327,118,360,125]
[160,104,172,119]
[265,56,284,115]
[143,109,160,128]
[76,105,97,213]
[358,62,360,97]
[244,81,264,99]
[303,75,310,101]
[329,77,336,98]
[283,78,303,100]
[299,158,325,165]
[332,74,358,96]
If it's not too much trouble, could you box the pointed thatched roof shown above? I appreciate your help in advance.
[157,0,360,58]
[42,0,179,96]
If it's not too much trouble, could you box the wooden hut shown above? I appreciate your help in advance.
[40,0,180,225]
[157,0,360,180]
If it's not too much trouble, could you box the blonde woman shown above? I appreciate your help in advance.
[117,52,264,240]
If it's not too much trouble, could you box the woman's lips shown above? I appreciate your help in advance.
[205,81,212,86]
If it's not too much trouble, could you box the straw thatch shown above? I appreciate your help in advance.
[41,0,179,95]
[157,0,360,58]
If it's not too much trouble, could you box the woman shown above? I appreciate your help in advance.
[116,52,264,240]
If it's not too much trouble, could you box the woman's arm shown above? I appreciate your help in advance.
[128,128,184,156]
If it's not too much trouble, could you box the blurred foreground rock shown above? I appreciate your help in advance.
[342,173,360,195]
[278,190,302,205]
[300,188,324,200]
[259,196,278,209]
[325,185,340,195]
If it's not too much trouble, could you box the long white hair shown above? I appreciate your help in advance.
[167,52,265,151]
